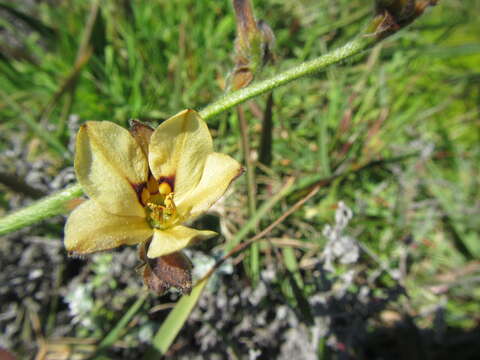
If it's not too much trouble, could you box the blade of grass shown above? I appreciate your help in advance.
[40,0,100,131]
[282,246,312,324]
[1,90,71,159]
[225,176,295,251]
[143,277,209,358]
[0,2,56,39]
[236,105,259,284]
[237,106,257,218]
[258,92,274,167]
[96,292,149,353]
[282,246,304,289]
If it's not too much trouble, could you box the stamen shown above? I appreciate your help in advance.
[164,193,176,214]
[146,203,164,224]
[145,192,178,229]
[159,182,172,196]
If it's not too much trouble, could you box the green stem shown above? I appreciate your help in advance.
[238,104,258,284]
[259,92,274,167]
[199,34,375,120]
[236,106,257,216]
[0,34,377,236]
[144,277,209,358]
[0,184,83,236]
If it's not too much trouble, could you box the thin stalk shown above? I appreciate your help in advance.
[318,109,330,176]
[0,184,83,236]
[1,89,71,159]
[0,34,379,236]
[96,292,149,351]
[237,106,257,216]
[199,34,376,120]
[236,106,260,283]
[40,0,99,127]
[57,88,75,137]
[259,92,274,167]
[225,176,295,251]
[144,277,208,358]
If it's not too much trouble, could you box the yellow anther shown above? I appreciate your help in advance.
[146,202,161,212]
[147,176,158,194]
[164,193,176,214]
[145,191,177,229]
[159,182,172,196]
[146,202,163,223]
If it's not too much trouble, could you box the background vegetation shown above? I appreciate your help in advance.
[1,0,479,359]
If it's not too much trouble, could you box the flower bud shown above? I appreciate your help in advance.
[370,0,438,37]
[139,242,193,295]
[229,0,275,90]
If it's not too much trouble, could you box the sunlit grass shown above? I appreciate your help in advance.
[0,0,479,357]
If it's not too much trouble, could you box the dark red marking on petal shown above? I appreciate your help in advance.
[158,175,175,192]
[235,166,246,180]
[131,182,147,205]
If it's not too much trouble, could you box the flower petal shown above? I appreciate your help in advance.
[75,121,148,217]
[177,152,243,218]
[148,109,213,201]
[147,225,217,258]
[64,200,152,254]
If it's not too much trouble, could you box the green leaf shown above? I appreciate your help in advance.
[144,277,209,358]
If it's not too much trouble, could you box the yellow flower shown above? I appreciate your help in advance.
[64,109,242,259]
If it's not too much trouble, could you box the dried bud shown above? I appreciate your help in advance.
[229,0,275,90]
[370,0,438,37]
[129,119,153,156]
[139,242,193,295]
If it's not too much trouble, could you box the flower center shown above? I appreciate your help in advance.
[142,176,180,230]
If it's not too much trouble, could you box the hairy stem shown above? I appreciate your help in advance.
[0,34,378,236]
[0,184,83,236]
[199,34,376,120]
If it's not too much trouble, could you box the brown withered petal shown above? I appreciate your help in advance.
[130,119,154,157]
[143,251,193,295]
[143,264,171,295]
[138,241,148,262]
[372,11,400,36]
[374,0,438,32]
